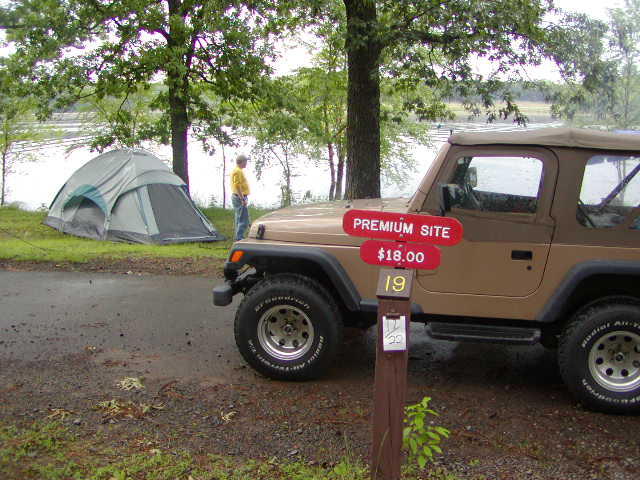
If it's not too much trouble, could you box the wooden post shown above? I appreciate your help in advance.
[371,269,413,480]
[341,209,461,479]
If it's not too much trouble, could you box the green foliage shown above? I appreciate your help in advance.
[74,86,164,151]
[0,421,85,479]
[379,79,432,188]
[403,396,450,470]
[375,0,580,124]
[294,65,348,200]
[295,3,348,200]
[0,0,292,187]
[548,0,640,129]
[0,422,71,463]
[88,450,202,480]
[313,0,596,198]
[233,76,309,207]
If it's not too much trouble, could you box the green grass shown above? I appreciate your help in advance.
[0,205,272,264]
[0,420,464,480]
[447,100,554,119]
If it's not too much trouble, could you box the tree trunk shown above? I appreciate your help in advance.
[1,149,7,206]
[343,0,382,200]
[166,0,190,190]
[328,142,336,201]
[221,142,227,209]
[336,143,345,200]
[169,91,190,189]
[279,148,293,207]
[285,156,292,206]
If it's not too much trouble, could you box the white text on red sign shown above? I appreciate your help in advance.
[343,209,463,246]
[360,240,441,270]
[352,218,452,239]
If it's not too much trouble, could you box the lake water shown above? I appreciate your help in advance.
[7,119,563,211]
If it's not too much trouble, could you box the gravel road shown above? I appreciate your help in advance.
[1,269,639,479]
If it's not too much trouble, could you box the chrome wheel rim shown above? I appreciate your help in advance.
[588,330,640,392]
[257,305,314,361]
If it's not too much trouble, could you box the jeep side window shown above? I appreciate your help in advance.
[577,155,640,229]
[447,156,543,214]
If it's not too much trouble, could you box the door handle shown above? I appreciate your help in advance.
[511,250,532,261]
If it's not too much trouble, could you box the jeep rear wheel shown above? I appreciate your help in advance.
[559,302,640,414]
[234,274,343,380]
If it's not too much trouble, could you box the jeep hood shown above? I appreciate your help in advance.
[248,198,411,246]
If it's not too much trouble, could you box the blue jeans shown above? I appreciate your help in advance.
[232,194,250,241]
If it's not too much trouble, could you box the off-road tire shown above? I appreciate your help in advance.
[234,273,343,380]
[547,296,640,350]
[559,301,640,414]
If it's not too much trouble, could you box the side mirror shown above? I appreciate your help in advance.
[440,184,466,215]
[465,166,477,188]
[440,184,453,214]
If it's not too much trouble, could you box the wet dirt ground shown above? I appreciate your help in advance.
[1,264,640,479]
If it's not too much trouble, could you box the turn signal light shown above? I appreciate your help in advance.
[230,250,244,263]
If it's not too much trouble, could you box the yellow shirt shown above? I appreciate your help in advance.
[231,166,250,196]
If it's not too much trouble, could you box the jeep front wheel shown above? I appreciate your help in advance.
[559,303,640,414]
[234,274,343,380]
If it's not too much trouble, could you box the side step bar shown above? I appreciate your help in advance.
[425,322,541,345]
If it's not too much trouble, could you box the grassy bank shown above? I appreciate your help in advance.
[0,205,271,264]
[0,420,457,480]
[447,101,554,122]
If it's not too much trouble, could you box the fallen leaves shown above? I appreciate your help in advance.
[159,380,184,399]
[46,408,74,420]
[220,410,236,424]
[95,399,164,420]
[116,377,145,391]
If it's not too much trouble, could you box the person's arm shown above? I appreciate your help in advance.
[232,171,246,204]
[241,171,249,205]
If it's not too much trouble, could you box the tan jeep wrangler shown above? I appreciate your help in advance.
[214,127,640,414]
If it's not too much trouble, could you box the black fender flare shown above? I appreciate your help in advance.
[536,260,640,323]
[225,244,362,311]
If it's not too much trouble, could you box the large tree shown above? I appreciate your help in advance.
[234,76,308,207]
[0,0,283,190]
[294,0,435,201]
[340,0,604,199]
[295,66,347,200]
[547,1,640,129]
[608,0,640,129]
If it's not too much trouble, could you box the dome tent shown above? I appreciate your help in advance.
[44,149,223,244]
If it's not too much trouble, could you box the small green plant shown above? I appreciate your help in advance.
[403,396,450,469]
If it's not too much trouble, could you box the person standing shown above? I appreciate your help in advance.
[231,154,251,241]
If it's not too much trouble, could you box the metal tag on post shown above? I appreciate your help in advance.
[382,315,407,352]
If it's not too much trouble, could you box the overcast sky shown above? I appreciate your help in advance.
[554,0,622,20]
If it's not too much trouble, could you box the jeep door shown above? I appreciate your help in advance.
[415,145,558,299]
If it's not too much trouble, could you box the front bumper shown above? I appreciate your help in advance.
[212,283,234,306]
[212,265,260,307]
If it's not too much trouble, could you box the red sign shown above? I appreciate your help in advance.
[360,240,441,270]
[343,209,463,246]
